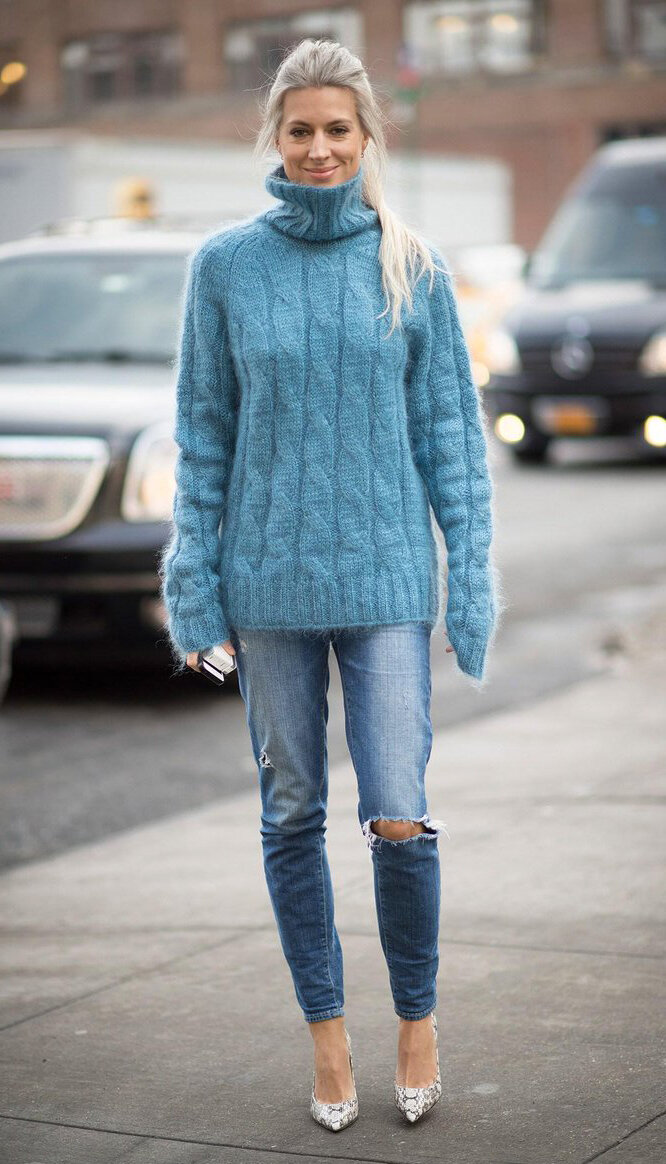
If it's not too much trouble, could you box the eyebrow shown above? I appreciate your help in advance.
[285,118,354,127]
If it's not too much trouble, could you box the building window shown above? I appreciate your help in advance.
[605,1,666,63]
[224,8,363,91]
[402,1,546,77]
[601,119,666,142]
[61,30,184,112]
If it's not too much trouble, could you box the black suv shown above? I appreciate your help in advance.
[0,218,217,670]
[483,136,666,462]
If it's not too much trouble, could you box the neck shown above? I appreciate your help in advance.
[264,161,379,242]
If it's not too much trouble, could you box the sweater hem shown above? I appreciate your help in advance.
[222,567,440,634]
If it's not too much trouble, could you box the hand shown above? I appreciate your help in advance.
[186,640,236,672]
[444,632,454,655]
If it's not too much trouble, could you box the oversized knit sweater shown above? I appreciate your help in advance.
[159,161,499,682]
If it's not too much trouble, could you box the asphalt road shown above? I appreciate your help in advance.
[2,436,665,871]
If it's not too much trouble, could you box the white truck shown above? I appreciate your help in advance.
[0,129,511,252]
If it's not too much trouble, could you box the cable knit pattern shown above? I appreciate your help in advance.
[159,161,500,683]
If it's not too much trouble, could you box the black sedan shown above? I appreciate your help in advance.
[483,136,666,463]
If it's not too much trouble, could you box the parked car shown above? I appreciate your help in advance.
[0,216,228,670]
[483,136,666,462]
[0,599,16,702]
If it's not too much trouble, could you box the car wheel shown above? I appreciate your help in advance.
[511,431,551,464]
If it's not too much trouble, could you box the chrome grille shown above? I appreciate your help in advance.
[0,436,110,540]
[520,346,638,375]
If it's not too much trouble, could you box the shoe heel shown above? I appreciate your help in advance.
[394,1012,442,1124]
[310,1028,359,1132]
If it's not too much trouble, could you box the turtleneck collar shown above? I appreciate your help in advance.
[264,161,379,242]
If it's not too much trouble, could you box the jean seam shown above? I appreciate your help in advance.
[339,652,370,849]
[373,847,396,993]
[340,651,360,782]
[346,700,359,778]
[317,831,340,1013]
[314,646,340,1014]
[317,651,328,823]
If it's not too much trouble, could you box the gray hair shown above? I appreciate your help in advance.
[253,37,449,336]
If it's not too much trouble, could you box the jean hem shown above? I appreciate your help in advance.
[394,1005,437,1021]
[304,1008,345,1023]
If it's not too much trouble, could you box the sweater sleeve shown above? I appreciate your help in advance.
[406,254,499,683]
[158,239,239,670]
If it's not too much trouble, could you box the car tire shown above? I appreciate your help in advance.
[511,430,551,464]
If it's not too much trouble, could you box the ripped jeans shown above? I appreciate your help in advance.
[228,622,447,1023]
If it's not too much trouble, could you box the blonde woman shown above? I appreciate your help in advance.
[160,37,501,1132]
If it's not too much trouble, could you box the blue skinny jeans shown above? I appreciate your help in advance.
[228,622,447,1024]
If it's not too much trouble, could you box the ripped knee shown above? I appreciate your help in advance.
[361,813,450,854]
[371,818,425,841]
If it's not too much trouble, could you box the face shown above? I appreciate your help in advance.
[275,86,370,187]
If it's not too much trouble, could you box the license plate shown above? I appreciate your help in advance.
[532,396,610,435]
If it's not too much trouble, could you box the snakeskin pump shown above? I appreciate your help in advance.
[394,1011,442,1123]
[310,1027,359,1132]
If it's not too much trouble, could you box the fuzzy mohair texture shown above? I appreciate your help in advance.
[158,161,507,687]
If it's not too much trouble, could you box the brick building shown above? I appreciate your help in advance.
[1,1,665,245]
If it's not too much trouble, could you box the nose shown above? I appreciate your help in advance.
[308,130,331,159]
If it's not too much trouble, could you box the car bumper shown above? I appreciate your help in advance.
[484,377,666,440]
[0,522,171,659]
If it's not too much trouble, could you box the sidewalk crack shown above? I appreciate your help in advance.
[579,1107,666,1163]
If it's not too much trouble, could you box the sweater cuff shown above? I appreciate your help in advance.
[445,603,492,682]
[167,602,231,660]
[451,632,489,681]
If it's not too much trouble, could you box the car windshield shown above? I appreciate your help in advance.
[528,160,666,289]
[0,252,190,363]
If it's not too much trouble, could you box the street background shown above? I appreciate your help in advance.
[1,2,665,1162]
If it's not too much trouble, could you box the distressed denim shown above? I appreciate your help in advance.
[228,622,447,1023]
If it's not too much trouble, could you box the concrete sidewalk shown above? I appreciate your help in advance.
[1,609,665,1164]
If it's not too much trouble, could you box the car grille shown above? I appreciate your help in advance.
[0,436,110,540]
[520,346,638,375]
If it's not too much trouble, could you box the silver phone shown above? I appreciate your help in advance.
[196,643,237,685]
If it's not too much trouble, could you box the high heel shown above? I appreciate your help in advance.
[394,1011,442,1123]
[310,1028,359,1132]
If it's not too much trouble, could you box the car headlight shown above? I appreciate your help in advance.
[121,422,177,522]
[639,329,666,376]
[485,327,522,375]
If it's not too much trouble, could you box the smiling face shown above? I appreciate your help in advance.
[275,86,370,187]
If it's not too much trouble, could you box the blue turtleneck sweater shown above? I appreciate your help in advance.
[159,162,500,683]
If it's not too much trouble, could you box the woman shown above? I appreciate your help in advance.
[159,37,501,1132]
